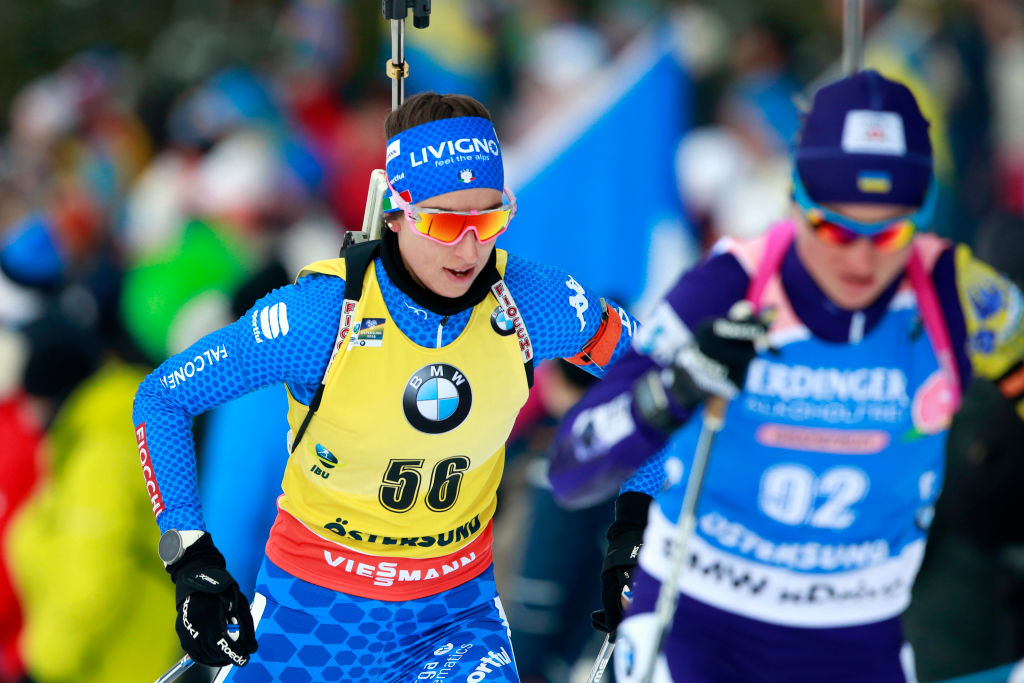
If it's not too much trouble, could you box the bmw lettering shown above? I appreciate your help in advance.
[403,364,472,433]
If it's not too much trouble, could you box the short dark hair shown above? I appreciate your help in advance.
[384,92,492,139]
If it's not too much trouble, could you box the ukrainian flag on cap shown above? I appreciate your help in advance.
[857,171,893,194]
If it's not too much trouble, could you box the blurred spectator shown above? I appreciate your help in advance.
[675,15,802,246]
[120,221,251,363]
[122,66,321,260]
[0,371,43,683]
[500,0,610,141]
[401,0,503,106]
[7,51,151,270]
[966,0,1024,215]
[6,314,179,682]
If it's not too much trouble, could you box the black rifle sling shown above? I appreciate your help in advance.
[289,240,381,454]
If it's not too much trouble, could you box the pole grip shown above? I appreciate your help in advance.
[703,396,727,427]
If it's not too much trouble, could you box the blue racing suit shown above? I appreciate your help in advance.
[134,235,635,682]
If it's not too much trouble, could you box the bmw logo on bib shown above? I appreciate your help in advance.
[403,364,472,433]
[490,306,515,336]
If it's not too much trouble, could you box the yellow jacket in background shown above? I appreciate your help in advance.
[7,361,180,682]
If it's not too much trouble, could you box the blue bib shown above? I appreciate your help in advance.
[645,269,955,628]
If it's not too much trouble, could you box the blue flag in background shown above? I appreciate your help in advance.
[498,28,693,306]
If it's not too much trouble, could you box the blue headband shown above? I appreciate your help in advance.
[383,116,504,212]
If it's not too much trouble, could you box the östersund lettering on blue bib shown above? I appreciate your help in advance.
[648,302,949,628]
[384,117,504,210]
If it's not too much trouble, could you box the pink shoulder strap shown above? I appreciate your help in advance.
[745,222,962,408]
[746,220,796,311]
[905,244,963,409]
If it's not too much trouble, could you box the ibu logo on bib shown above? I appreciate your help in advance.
[403,364,473,433]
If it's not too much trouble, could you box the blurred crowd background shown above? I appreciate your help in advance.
[1,1,1024,681]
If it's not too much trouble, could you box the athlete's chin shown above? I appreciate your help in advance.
[825,274,887,310]
[831,287,883,311]
[427,276,474,299]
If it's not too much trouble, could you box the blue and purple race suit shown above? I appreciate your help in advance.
[550,223,1024,682]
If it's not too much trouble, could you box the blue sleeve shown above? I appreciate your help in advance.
[132,274,345,532]
[503,253,636,374]
[620,446,670,496]
[548,252,749,508]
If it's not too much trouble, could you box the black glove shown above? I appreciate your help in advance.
[591,491,651,640]
[167,533,258,667]
[634,301,769,433]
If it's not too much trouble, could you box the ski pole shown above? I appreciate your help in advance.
[586,581,630,682]
[842,0,864,75]
[153,621,239,683]
[587,634,615,683]
[638,396,727,683]
[153,654,194,683]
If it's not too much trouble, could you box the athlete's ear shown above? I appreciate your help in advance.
[385,214,403,234]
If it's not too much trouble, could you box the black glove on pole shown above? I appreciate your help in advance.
[634,302,769,434]
[592,491,652,639]
[167,533,258,667]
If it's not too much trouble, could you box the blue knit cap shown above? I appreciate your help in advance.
[795,70,932,206]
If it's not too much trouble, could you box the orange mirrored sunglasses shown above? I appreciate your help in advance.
[386,176,517,245]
